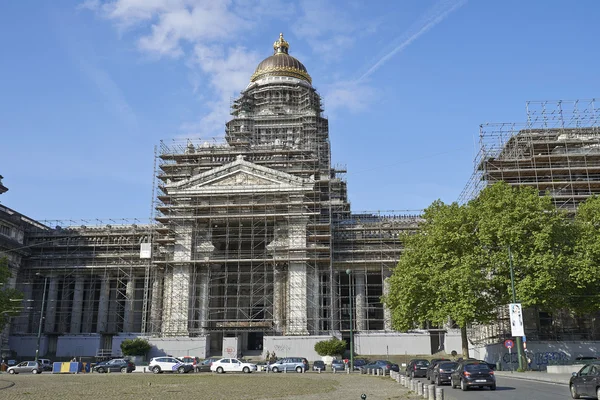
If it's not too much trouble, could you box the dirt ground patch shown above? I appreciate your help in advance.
[0,371,422,400]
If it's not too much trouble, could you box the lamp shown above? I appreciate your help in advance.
[35,273,48,363]
[346,269,353,372]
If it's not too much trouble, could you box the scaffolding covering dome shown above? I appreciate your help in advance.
[250,33,312,84]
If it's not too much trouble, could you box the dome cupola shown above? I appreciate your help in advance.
[250,33,312,84]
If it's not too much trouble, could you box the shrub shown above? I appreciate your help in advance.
[120,338,152,357]
[314,338,347,357]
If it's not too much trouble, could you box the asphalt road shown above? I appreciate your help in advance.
[443,376,570,400]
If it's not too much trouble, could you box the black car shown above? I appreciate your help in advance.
[312,360,326,371]
[426,358,449,381]
[362,360,400,373]
[570,361,600,399]
[92,358,136,373]
[405,358,430,378]
[432,361,458,386]
[450,360,496,391]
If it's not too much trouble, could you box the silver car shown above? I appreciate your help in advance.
[7,361,43,374]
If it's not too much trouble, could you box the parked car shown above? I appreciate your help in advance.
[432,361,458,386]
[574,356,599,364]
[312,360,326,371]
[180,356,201,371]
[7,361,43,374]
[450,360,496,391]
[39,358,53,372]
[267,357,307,373]
[353,358,368,371]
[210,358,257,373]
[148,357,193,374]
[426,358,449,381]
[331,359,346,372]
[362,360,400,373]
[570,361,600,399]
[92,358,136,373]
[196,358,219,372]
[405,359,430,378]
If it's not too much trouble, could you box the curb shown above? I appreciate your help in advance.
[496,373,569,386]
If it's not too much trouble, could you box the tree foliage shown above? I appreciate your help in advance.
[120,338,152,356]
[314,338,347,356]
[0,257,23,328]
[383,182,575,356]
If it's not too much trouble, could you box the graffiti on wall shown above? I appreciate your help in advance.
[502,351,569,366]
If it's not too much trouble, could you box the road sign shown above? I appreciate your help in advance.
[504,339,514,349]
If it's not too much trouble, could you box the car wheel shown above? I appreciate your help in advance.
[96,367,104,373]
[217,367,224,374]
[178,367,186,374]
[436,376,441,386]
[596,386,600,400]
[272,367,279,373]
[8,369,15,374]
[490,384,497,391]
[296,366,303,373]
[152,366,161,374]
[243,366,250,373]
[570,384,580,399]
[461,379,468,391]
[121,367,128,374]
[32,369,39,374]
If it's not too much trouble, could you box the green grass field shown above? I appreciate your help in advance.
[0,371,422,400]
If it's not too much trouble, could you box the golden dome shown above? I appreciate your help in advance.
[250,33,312,84]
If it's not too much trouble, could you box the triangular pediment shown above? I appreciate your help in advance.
[165,155,313,195]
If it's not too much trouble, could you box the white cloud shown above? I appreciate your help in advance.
[322,80,376,115]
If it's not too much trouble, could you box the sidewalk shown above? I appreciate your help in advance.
[495,370,572,385]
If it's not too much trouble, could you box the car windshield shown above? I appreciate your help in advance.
[415,360,429,366]
[439,362,457,369]
[465,363,490,372]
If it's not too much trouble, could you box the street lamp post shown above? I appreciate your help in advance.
[35,274,48,363]
[508,245,526,371]
[345,269,354,372]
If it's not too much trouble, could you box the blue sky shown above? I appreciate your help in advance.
[1,0,599,222]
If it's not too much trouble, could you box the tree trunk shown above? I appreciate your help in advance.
[461,325,469,358]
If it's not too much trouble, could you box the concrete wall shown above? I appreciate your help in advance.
[443,329,462,355]
[57,335,101,358]
[263,335,333,361]
[471,341,600,371]
[8,335,47,358]
[354,332,431,356]
[145,337,209,359]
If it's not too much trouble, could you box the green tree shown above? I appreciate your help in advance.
[383,182,574,359]
[571,196,600,312]
[0,257,23,328]
[120,338,152,357]
[314,338,347,357]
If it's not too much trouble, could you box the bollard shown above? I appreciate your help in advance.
[318,368,321,374]
[401,375,405,386]
[143,367,146,373]
[333,368,336,374]
[428,384,435,399]
[284,368,287,374]
[423,384,429,399]
[435,387,444,400]
[346,367,350,374]
[417,381,422,395]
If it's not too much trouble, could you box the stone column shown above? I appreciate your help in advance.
[197,270,209,334]
[70,276,85,334]
[150,273,163,333]
[331,271,340,332]
[307,268,320,333]
[58,279,72,333]
[96,276,110,333]
[82,279,96,333]
[383,272,393,331]
[123,277,136,332]
[355,272,366,331]
[162,224,192,335]
[286,218,309,335]
[44,277,59,333]
[15,283,33,333]
[272,265,285,334]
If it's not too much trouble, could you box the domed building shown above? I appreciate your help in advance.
[6,34,421,360]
